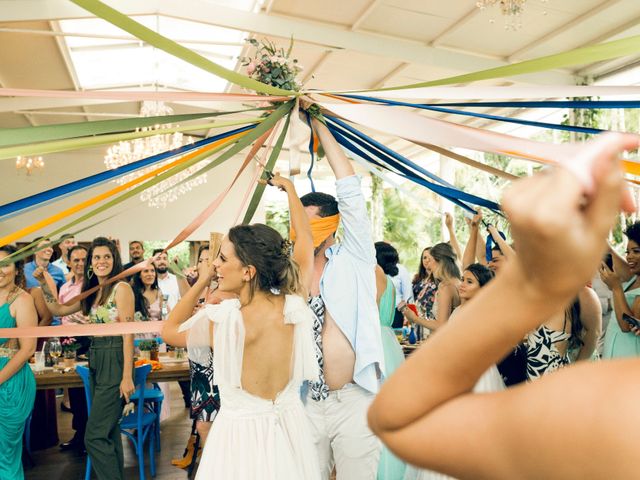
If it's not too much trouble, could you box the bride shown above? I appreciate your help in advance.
[162,173,319,480]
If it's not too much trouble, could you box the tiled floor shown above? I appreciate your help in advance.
[26,384,194,480]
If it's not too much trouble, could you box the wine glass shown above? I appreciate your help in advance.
[48,337,62,367]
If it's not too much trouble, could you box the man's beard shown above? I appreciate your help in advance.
[156,266,168,274]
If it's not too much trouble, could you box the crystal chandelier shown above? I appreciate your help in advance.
[16,155,45,175]
[104,101,207,208]
[476,0,548,30]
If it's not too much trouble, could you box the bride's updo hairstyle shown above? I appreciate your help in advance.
[227,224,303,301]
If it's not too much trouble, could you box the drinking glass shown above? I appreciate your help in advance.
[34,351,45,374]
[48,337,62,366]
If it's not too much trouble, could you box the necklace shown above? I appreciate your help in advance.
[0,285,20,306]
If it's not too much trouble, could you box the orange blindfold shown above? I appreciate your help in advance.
[290,214,340,248]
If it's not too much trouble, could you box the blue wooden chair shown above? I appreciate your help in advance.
[133,338,165,450]
[77,364,158,480]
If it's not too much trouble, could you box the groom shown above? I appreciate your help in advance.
[301,115,384,480]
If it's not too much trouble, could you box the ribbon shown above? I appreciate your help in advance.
[242,109,294,224]
[0,109,261,148]
[305,111,317,192]
[1,103,293,266]
[0,124,257,219]
[71,0,294,96]
[357,34,640,91]
[340,85,640,100]
[0,117,259,161]
[325,122,486,213]
[435,100,640,109]
[414,142,519,181]
[485,231,507,262]
[0,321,164,339]
[0,87,290,103]
[0,133,246,247]
[336,94,606,135]
[288,98,304,176]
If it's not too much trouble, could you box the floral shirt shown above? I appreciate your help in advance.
[412,278,438,320]
[89,282,126,324]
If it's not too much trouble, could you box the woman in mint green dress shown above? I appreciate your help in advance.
[375,243,406,480]
[0,245,37,480]
[599,223,640,358]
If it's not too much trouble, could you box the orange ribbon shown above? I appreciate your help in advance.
[291,214,341,248]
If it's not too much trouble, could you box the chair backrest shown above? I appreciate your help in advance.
[75,365,92,410]
[127,363,152,426]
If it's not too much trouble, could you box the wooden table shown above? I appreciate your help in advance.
[402,343,422,357]
[34,358,190,390]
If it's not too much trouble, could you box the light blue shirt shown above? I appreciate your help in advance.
[391,264,414,307]
[319,175,384,394]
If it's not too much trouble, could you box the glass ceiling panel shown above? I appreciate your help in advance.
[58,10,253,91]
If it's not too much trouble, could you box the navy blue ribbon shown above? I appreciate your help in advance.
[324,117,500,212]
[485,230,507,262]
[0,124,257,219]
[337,94,605,135]
[304,111,316,192]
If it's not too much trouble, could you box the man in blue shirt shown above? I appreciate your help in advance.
[24,237,66,291]
[302,116,384,480]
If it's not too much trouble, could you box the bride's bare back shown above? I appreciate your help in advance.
[240,295,294,401]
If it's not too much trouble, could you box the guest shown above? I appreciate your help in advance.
[300,116,384,480]
[403,263,504,480]
[367,133,640,479]
[131,264,163,331]
[374,246,405,480]
[402,243,460,332]
[375,242,412,330]
[153,250,191,407]
[411,248,437,321]
[123,240,145,271]
[599,221,640,358]
[52,234,76,277]
[0,245,37,480]
[36,237,135,480]
[486,225,514,274]
[57,245,90,454]
[24,237,66,291]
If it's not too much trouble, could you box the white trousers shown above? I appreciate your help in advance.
[305,383,380,480]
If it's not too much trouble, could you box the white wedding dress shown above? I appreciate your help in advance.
[179,295,321,480]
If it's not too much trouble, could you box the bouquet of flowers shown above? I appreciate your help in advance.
[240,37,303,92]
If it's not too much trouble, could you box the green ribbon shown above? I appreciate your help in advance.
[242,114,292,224]
[71,0,295,96]
[1,102,293,266]
[0,118,261,160]
[0,109,264,148]
[364,34,640,91]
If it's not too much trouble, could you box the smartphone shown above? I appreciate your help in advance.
[622,313,640,329]
[604,253,614,270]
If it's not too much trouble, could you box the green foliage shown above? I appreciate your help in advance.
[265,204,290,239]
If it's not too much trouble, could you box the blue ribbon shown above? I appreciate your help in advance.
[436,100,640,109]
[0,124,257,219]
[324,118,500,212]
[337,94,605,135]
[304,111,316,192]
[485,230,507,262]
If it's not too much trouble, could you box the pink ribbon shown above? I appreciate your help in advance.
[0,321,164,339]
[0,87,291,103]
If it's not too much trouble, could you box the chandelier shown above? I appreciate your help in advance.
[16,155,45,175]
[476,0,548,30]
[104,101,207,208]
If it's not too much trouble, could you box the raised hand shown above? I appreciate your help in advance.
[598,262,620,290]
[444,212,454,229]
[263,172,294,192]
[502,133,638,303]
[32,266,46,284]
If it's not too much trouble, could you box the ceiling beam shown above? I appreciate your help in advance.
[507,0,622,62]
[302,50,332,85]
[0,0,576,85]
[351,0,381,31]
[0,97,123,113]
[429,6,479,47]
